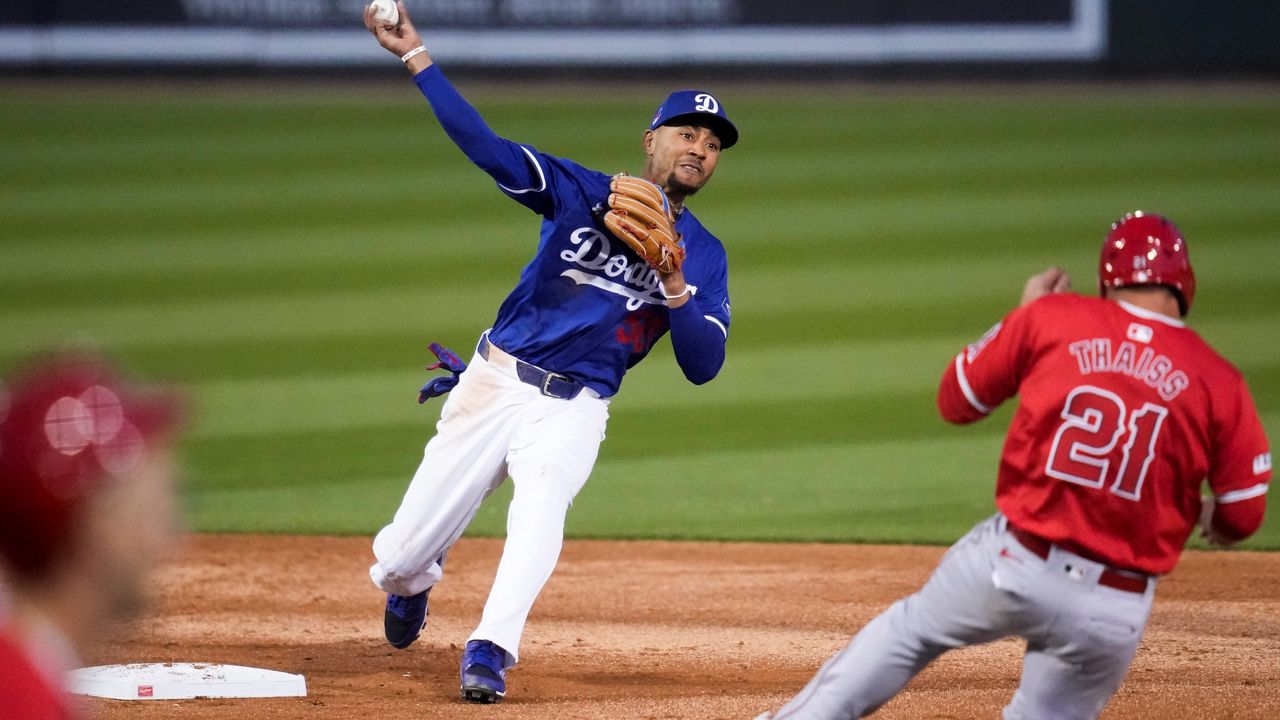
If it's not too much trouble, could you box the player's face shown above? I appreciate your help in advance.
[645,123,721,196]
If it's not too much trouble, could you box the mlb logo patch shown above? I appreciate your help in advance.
[137,685,154,698]
[1255,452,1272,476]
[1127,323,1153,344]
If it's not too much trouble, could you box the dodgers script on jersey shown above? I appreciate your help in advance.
[939,293,1271,574]
[416,66,730,398]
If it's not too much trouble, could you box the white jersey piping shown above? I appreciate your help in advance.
[954,353,991,414]
[1217,483,1269,504]
[497,146,547,195]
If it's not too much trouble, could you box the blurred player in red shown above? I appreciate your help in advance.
[759,212,1271,719]
[0,354,182,719]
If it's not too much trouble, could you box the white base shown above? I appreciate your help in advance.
[67,663,307,700]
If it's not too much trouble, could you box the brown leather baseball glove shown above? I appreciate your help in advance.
[602,175,684,274]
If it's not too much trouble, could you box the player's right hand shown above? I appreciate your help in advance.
[365,1,425,60]
[1020,266,1071,306]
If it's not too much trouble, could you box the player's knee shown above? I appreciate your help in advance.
[513,467,584,509]
[517,485,574,518]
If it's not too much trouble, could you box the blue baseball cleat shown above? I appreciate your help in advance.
[460,639,507,703]
[383,590,428,649]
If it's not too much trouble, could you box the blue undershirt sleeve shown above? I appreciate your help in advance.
[412,65,540,192]
[667,297,726,384]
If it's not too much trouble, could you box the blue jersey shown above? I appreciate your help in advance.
[415,66,730,397]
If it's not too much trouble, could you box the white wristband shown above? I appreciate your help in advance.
[400,46,427,63]
[661,283,697,301]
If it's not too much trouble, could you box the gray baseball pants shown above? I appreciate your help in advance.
[770,514,1155,720]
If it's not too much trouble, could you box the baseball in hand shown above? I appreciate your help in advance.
[369,0,399,27]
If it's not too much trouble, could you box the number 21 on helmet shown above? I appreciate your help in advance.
[1099,211,1196,317]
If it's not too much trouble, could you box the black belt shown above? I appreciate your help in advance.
[478,336,586,401]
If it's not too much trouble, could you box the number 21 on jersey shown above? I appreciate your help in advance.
[1046,385,1169,501]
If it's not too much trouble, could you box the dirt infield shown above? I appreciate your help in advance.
[83,535,1279,719]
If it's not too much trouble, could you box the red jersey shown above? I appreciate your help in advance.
[938,294,1270,575]
[0,625,77,720]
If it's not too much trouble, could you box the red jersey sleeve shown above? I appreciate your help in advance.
[0,630,75,720]
[1207,377,1271,542]
[938,303,1035,424]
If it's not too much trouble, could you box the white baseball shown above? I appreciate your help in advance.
[370,0,399,27]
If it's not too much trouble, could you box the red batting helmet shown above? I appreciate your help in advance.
[1099,211,1196,316]
[0,354,181,580]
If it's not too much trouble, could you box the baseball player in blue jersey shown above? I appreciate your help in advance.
[364,2,737,704]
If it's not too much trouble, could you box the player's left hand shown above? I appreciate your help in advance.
[1020,266,1071,306]
[658,268,693,308]
[1197,494,1235,547]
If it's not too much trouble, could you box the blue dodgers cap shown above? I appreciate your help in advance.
[649,90,738,149]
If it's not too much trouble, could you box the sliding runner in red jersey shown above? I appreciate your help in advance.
[759,212,1270,720]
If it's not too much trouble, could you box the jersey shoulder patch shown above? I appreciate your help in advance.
[1255,452,1273,476]
[966,321,1003,363]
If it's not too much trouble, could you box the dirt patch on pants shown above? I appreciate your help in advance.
[83,535,1280,719]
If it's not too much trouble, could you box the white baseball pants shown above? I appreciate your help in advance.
[770,514,1155,720]
[369,342,609,667]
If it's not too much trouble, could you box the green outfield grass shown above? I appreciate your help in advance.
[3,80,1277,549]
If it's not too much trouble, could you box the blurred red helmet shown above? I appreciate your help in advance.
[0,353,181,580]
[1098,211,1196,317]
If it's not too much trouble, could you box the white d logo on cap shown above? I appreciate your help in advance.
[694,93,719,114]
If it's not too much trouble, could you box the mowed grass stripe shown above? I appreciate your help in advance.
[713,177,1280,245]
[9,112,1273,199]
[5,206,1278,307]
[9,206,1279,291]
[7,158,1277,244]
[183,433,1005,539]
[0,219,530,283]
[178,390,966,498]
[9,90,1272,163]
[7,239,1056,325]
[173,313,1280,443]
[1,94,650,175]
[6,94,1277,239]
[185,427,1280,549]
[5,247,1277,359]
[0,283,509,352]
[0,293,1027,383]
[4,219,1277,332]
[11,179,1276,284]
[2,161,512,222]
[183,337,964,440]
[726,143,1280,191]
[580,415,1280,548]
[90,277,1271,383]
